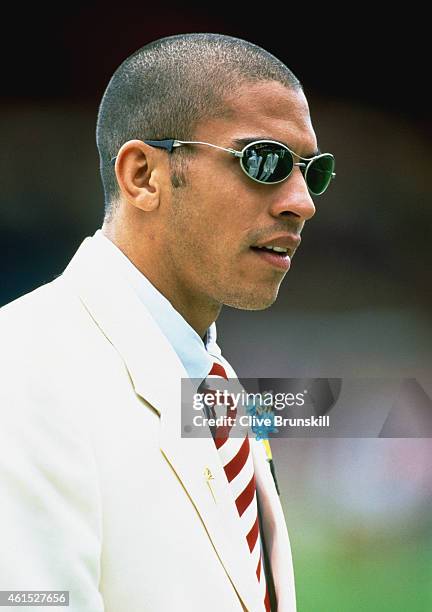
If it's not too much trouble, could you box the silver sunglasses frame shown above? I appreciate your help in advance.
[111,138,336,195]
[171,139,336,194]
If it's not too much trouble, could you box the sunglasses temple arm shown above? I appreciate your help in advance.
[173,140,243,157]
[109,139,241,166]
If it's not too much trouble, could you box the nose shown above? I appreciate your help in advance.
[268,167,316,222]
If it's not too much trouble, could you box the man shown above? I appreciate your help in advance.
[0,34,335,611]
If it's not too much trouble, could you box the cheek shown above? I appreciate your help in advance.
[183,181,242,245]
[170,163,260,271]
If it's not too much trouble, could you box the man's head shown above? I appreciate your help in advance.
[96,34,321,332]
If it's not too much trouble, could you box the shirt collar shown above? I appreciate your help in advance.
[93,230,220,380]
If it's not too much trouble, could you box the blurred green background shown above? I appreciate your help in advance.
[273,439,432,611]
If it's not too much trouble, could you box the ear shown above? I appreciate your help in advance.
[113,139,167,212]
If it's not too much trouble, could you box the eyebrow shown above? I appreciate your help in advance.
[231,136,321,159]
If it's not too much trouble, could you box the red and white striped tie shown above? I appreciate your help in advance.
[207,361,271,612]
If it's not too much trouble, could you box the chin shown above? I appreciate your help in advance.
[223,289,279,311]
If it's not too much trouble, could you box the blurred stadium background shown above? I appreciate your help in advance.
[1,5,430,610]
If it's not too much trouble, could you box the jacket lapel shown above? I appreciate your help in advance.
[62,236,265,611]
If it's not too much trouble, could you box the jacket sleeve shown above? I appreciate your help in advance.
[0,358,104,612]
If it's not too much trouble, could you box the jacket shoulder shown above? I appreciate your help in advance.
[0,276,92,354]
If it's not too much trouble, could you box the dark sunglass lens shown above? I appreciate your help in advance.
[242,143,293,183]
[306,155,335,195]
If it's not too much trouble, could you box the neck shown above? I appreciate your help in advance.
[102,222,222,338]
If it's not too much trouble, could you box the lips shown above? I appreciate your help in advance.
[248,233,300,271]
[250,246,291,271]
[250,234,301,258]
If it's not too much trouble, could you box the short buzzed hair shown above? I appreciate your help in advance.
[96,33,302,220]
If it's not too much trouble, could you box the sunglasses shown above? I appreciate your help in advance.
[111,138,336,195]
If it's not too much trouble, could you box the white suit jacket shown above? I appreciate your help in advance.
[0,235,296,612]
